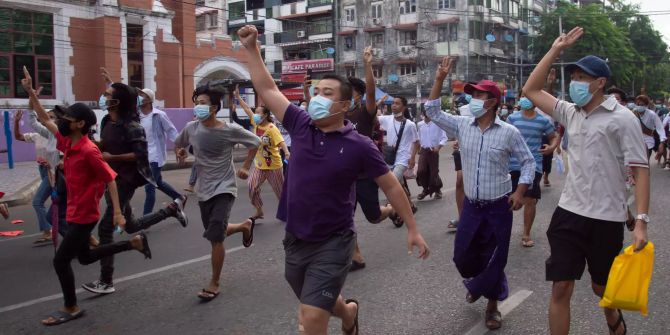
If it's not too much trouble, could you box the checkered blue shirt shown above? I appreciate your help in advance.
[425,99,535,200]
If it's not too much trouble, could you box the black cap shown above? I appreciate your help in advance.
[566,55,611,79]
[54,103,97,129]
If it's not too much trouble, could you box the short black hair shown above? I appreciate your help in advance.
[56,103,97,135]
[607,87,627,101]
[111,83,139,122]
[396,96,408,106]
[347,77,366,96]
[192,83,223,112]
[254,105,273,123]
[321,74,353,101]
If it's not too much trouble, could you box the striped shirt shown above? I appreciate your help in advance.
[506,112,555,172]
[425,99,535,200]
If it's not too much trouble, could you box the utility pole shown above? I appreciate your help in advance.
[558,15,565,100]
[515,30,519,93]
[465,4,470,82]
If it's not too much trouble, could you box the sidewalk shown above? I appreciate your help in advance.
[0,147,250,207]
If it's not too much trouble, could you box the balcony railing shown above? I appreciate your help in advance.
[308,0,332,8]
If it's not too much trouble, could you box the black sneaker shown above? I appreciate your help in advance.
[168,201,188,227]
[82,280,115,294]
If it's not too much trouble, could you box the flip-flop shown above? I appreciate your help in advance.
[607,309,627,335]
[447,220,459,229]
[485,310,502,330]
[42,309,85,326]
[198,289,220,302]
[342,299,359,335]
[243,217,256,248]
[521,239,535,248]
[349,260,366,272]
[33,236,52,244]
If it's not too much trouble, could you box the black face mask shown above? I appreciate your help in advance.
[57,118,72,136]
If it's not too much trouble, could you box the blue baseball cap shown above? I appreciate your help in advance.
[566,55,611,79]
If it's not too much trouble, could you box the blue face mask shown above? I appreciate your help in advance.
[193,105,212,121]
[519,97,534,110]
[634,105,646,114]
[500,109,509,116]
[137,96,144,108]
[469,98,487,118]
[465,94,472,103]
[626,102,636,110]
[253,114,262,124]
[99,95,107,111]
[308,95,338,121]
[569,81,593,107]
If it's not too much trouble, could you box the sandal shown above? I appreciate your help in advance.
[388,211,404,228]
[342,299,359,335]
[198,289,220,302]
[607,309,627,335]
[447,220,459,229]
[33,236,52,244]
[521,238,535,248]
[243,217,256,248]
[42,309,85,326]
[349,260,366,272]
[485,310,502,330]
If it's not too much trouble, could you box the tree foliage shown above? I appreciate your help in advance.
[531,1,670,99]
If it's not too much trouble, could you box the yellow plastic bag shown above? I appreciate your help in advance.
[599,242,654,316]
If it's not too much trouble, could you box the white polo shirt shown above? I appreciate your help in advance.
[553,95,648,222]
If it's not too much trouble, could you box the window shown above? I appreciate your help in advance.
[438,23,458,42]
[196,15,206,31]
[370,33,384,48]
[196,0,205,6]
[266,8,273,19]
[399,0,417,14]
[511,1,520,18]
[373,65,383,78]
[438,0,455,9]
[127,24,144,89]
[344,36,356,50]
[252,9,262,21]
[400,30,417,45]
[399,64,416,76]
[229,2,245,20]
[344,7,355,22]
[309,17,332,34]
[0,8,54,98]
[486,0,501,11]
[468,0,484,5]
[468,20,484,40]
[208,12,218,28]
[371,2,383,19]
[345,67,355,78]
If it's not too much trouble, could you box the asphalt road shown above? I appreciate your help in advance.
[1,152,668,334]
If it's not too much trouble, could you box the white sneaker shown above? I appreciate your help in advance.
[82,280,115,294]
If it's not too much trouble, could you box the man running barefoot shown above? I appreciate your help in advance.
[174,84,261,301]
[523,27,650,335]
[239,25,429,335]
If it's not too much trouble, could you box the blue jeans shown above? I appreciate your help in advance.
[143,162,182,215]
[33,165,52,232]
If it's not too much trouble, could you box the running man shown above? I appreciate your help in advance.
[83,82,188,295]
[137,88,187,215]
[174,84,260,301]
[523,27,650,335]
[427,57,535,330]
[238,25,429,335]
[21,68,152,326]
[507,96,559,247]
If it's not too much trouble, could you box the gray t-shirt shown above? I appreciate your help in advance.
[175,120,260,201]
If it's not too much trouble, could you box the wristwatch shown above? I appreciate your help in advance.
[636,214,650,224]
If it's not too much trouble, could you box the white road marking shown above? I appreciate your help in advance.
[0,245,247,314]
[463,289,534,335]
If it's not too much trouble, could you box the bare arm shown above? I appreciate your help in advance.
[21,66,58,135]
[107,180,126,229]
[363,46,377,114]
[523,27,584,117]
[540,132,560,155]
[376,172,429,259]
[238,25,290,123]
[279,140,290,158]
[234,86,255,121]
[13,111,25,141]
[631,166,650,251]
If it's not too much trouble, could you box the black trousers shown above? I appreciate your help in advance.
[54,222,132,307]
[99,180,170,284]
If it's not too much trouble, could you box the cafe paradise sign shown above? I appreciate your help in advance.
[282,59,335,74]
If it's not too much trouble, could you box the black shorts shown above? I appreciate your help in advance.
[198,193,235,243]
[453,150,462,172]
[356,178,381,223]
[545,207,624,286]
[510,171,542,199]
[283,230,355,312]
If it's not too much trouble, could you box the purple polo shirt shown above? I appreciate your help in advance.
[277,104,389,242]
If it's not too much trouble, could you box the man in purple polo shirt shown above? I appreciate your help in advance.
[238,25,430,335]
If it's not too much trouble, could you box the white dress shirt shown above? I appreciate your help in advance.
[418,120,448,149]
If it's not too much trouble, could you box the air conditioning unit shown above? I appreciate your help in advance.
[297,30,306,38]
[372,18,382,25]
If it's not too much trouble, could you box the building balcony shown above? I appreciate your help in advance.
[435,41,463,57]
[307,0,332,9]
[396,45,418,59]
[364,17,386,32]
[398,12,418,25]
[340,50,357,63]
